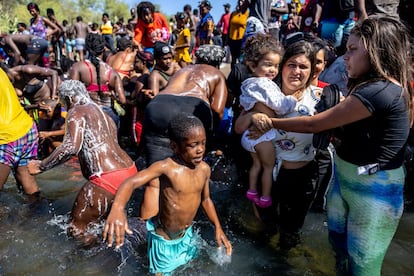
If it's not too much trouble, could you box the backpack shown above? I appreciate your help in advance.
[339,0,354,11]
[312,84,341,150]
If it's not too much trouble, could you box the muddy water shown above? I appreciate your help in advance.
[1,156,413,275]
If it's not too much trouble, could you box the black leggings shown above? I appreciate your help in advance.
[275,161,319,233]
[258,160,319,246]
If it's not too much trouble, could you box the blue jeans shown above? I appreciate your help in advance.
[320,18,355,48]
[102,34,115,53]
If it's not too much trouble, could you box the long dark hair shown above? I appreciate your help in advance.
[85,33,105,95]
[275,40,316,90]
[137,1,155,20]
[348,16,413,116]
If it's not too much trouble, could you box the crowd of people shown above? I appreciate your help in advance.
[1,0,414,275]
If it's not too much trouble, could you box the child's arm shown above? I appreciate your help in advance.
[39,129,65,139]
[103,160,166,248]
[251,102,276,118]
[200,165,232,256]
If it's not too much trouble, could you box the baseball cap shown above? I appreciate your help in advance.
[199,1,212,9]
[224,3,231,8]
[153,41,172,59]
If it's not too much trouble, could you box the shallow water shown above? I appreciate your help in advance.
[1,156,414,276]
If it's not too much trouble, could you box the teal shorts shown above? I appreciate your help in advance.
[146,219,198,274]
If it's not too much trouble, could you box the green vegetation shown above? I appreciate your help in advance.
[0,0,132,34]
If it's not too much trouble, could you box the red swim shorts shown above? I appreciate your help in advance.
[89,164,138,195]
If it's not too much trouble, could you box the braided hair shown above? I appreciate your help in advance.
[85,33,105,94]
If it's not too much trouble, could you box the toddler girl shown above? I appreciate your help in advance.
[240,33,297,208]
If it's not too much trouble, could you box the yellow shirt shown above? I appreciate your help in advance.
[0,69,33,144]
[174,28,192,63]
[228,10,249,41]
[101,21,113,35]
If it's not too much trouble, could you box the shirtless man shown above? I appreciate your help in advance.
[140,54,227,219]
[147,41,181,97]
[71,16,89,61]
[28,80,137,245]
[103,114,232,274]
[0,63,59,105]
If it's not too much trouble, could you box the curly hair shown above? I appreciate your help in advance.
[59,80,92,106]
[168,113,205,143]
[85,33,105,94]
[243,33,283,68]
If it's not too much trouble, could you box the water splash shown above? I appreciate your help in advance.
[47,214,70,235]
[207,245,232,266]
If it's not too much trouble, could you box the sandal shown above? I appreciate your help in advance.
[257,196,272,208]
[246,189,259,203]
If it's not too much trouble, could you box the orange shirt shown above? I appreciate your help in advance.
[134,12,170,48]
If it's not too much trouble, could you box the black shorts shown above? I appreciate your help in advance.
[26,38,48,55]
[141,94,213,165]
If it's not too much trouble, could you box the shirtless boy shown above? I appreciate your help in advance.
[103,114,232,274]
[28,80,137,244]
[147,41,181,97]
[140,61,227,219]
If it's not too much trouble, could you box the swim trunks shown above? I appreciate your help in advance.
[0,121,38,169]
[89,164,137,195]
[75,38,85,51]
[146,218,198,274]
[141,94,213,165]
[26,37,49,55]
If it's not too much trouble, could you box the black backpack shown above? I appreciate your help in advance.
[312,84,341,150]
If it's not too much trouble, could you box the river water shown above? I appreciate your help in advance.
[1,154,413,275]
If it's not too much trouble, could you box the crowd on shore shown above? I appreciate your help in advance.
[1,0,414,275]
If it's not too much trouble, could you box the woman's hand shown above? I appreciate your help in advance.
[251,113,273,133]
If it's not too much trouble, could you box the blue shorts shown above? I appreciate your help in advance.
[0,122,38,169]
[146,219,198,274]
[27,37,49,55]
[75,38,85,51]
